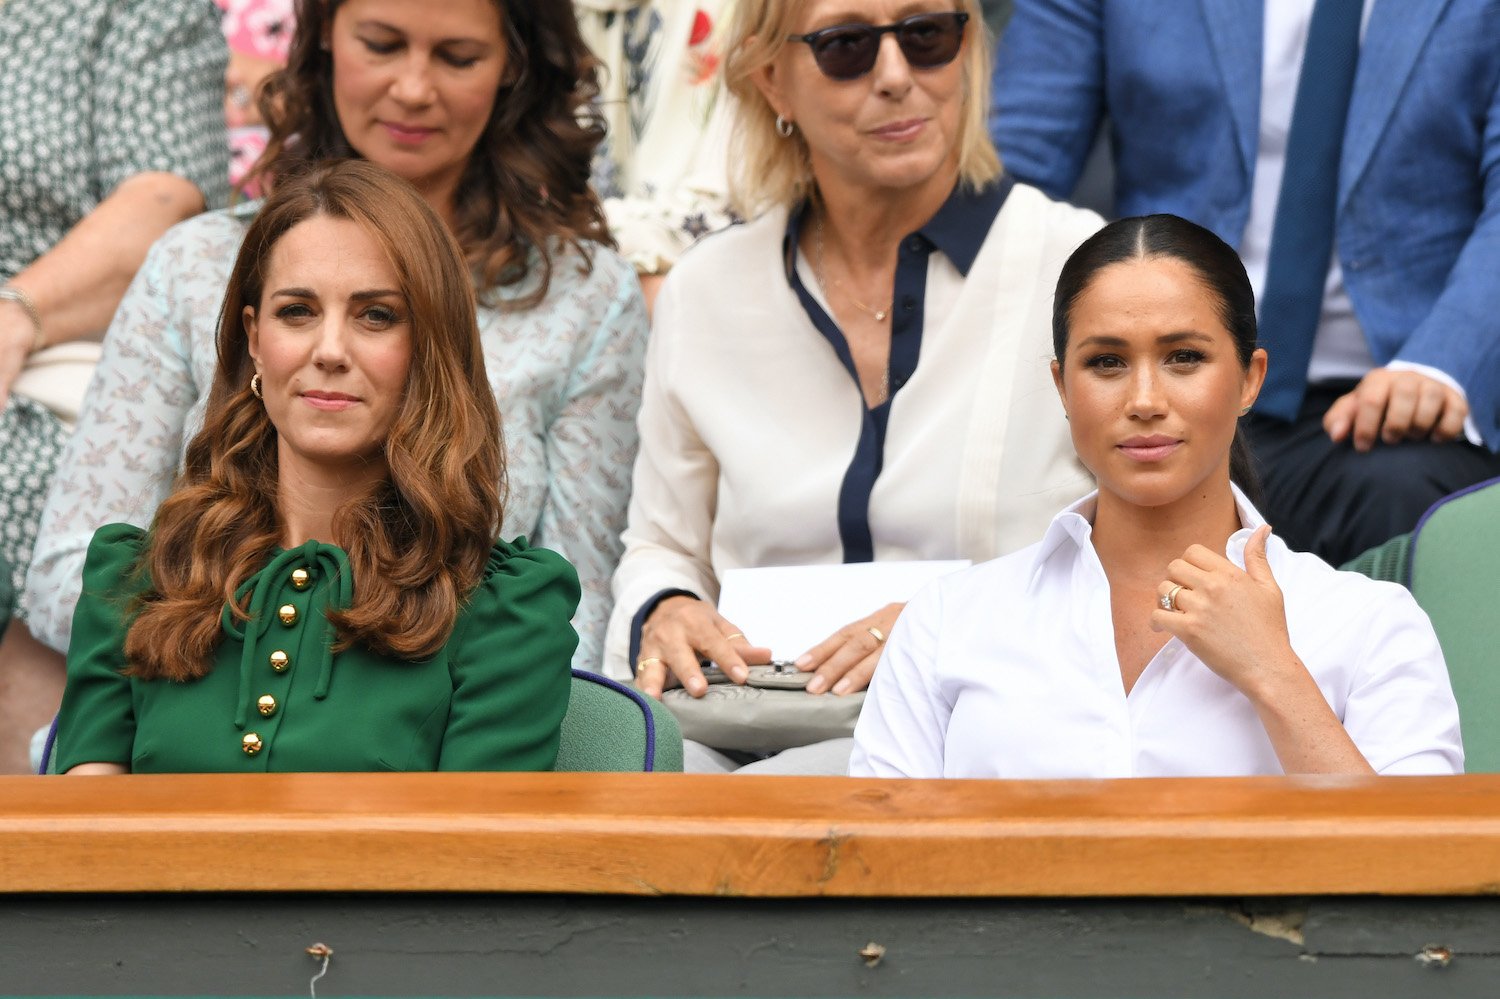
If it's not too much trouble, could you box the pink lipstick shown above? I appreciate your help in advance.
[302,390,360,412]
[1117,434,1182,462]
[381,121,436,145]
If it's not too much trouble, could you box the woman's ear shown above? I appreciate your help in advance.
[243,305,261,367]
[1241,347,1269,412]
[1051,358,1068,418]
[749,41,790,120]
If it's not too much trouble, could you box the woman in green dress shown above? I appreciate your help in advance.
[54,160,578,774]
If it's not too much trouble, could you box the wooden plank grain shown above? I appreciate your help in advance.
[2,773,1499,897]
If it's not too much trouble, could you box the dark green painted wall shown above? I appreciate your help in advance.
[1,894,1496,997]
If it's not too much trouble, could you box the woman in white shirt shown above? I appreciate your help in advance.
[851,214,1463,778]
[608,0,1101,772]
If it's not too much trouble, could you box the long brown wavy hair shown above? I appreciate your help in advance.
[125,160,505,682]
[248,0,612,309]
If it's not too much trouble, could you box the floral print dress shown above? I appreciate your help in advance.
[579,0,739,275]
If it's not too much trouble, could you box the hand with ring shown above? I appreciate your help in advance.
[792,602,904,696]
[1149,525,1300,700]
[635,595,771,699]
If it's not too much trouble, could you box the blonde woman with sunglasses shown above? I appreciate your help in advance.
[607,0,1102,773]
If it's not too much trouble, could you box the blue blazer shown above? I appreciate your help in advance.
[991,0,1500,448]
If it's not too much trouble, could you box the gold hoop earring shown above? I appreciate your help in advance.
[251,373,262,399]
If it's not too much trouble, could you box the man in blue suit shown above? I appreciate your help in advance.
[991,0,1500,564]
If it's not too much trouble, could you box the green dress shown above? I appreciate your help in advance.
[55,524,578,773]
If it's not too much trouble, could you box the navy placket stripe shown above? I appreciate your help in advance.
[782,177,1013,564]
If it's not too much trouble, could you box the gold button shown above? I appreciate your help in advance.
[242,732,263,756]
[269,650,290,672]
[278,604,298,626]
[290,568,311,590]
[257,694,277,717]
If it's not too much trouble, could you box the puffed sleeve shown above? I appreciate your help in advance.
[94,0,229,206]
[54,524,150,772]
[849,579,951,778]
[438,539,580,771]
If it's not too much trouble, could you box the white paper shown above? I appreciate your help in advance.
[716,561,971,660]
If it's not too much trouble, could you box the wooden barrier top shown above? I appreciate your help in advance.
[3,773,1499,897]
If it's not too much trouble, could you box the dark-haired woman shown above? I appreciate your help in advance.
[56,161,577,774]
[17,0,641,709]
[851,215,1463,779]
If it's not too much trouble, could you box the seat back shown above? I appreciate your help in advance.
[1408,476,1500,773]
[39,670,685,774]
[555,670,684,772]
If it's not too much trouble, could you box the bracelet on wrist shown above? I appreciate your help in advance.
[0,285,44,353]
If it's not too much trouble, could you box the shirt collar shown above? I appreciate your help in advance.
[1025,483,1271,592]
[781,175,1011,283]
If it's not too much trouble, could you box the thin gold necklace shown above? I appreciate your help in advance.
[810,216,892,405]
[813,217,892,323]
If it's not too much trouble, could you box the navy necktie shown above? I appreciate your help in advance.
[1255,0,1364,420]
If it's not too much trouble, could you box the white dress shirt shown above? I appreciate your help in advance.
[851,486,1464,778]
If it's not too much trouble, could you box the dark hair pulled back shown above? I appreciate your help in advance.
[1051,213,1262,501]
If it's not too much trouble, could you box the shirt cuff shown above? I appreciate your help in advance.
[1384,361,1483,447]
[628,588,701,665]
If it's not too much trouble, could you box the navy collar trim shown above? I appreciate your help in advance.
[782,174,1012,282]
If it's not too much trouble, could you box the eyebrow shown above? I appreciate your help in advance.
[1073,331,1217,350]
[268,288,404,301]
[350,289,404,303]
[354,20,492,47]
[810,4,939,26]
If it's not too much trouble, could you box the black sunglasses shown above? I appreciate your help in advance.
[787,12,969,81]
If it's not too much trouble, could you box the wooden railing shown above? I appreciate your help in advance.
[3,773,1499,896]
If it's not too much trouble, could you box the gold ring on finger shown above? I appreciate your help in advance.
[867,626,886,643]
[1160,584,1184,613]
[636,656,663,675]
[724,632,745,642]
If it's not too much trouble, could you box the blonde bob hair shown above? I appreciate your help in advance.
[722,0,1001,218]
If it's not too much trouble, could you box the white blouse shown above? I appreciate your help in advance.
[604,182,1103,678]
[851,487,1464,778]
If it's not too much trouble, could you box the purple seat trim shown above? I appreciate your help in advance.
[1408,474,1500,588]
[38,714,59,775]
[570,668,659,772]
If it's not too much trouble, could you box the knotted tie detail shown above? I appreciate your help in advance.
[221,541,352,729]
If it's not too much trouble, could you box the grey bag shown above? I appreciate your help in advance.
[661,685,865,754]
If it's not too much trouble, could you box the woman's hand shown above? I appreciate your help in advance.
[635,595,771,699]
[795,602,904,696]
[1150,525,1375,775]
[1149,526,1296,698]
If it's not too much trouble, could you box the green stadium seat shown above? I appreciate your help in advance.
[1343,476,1500,772]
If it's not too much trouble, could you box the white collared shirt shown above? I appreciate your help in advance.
[850,487,1464,778]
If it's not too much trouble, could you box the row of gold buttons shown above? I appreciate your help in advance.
[243,566,311,755]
